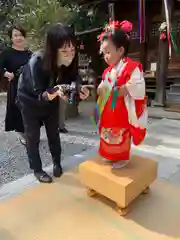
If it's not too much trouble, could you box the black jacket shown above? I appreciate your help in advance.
[17,51,81,108]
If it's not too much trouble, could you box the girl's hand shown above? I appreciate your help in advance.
[4,71,14,81]
[118,86,128,96]
[97,84,109,99]
[97,81,104,95]
[80,86,90,100]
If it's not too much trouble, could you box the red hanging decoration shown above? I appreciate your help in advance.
[97,20,133,41]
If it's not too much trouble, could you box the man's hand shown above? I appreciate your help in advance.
[4,71,14,81]
[46,91,58,101]
[80,86,90,100]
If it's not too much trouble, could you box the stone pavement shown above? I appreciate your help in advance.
[65,116,180,187]
[0,99,180,200]
[134,118,180,186]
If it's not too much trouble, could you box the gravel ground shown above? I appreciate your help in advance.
[0,101,98,187]
[0,137,91,187]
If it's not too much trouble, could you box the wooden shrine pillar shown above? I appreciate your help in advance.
[139,0,147,71]
[154,0,174,107]
[140,41,147,71]
[154,30,169,106]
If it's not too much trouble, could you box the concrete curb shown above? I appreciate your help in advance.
[1,143,179,202]
[148,115,180,120]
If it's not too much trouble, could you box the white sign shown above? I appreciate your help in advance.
[78,53,90,67]
[150,62,157,72]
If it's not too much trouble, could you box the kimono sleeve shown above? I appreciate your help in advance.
[124,66,147,145]
[126,67,145,100]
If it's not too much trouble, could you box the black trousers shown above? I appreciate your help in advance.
[21,102,61,172]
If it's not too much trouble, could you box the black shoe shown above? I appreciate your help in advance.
[53,165,63,178]
[34,171,53,183]
[59,127,68,133]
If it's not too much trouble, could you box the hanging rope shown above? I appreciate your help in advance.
[163,0,172,58]
[170,25,180,57]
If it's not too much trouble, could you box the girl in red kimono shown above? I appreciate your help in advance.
[96,20,147,168]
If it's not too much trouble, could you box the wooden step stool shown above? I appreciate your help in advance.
[79,155,158,216]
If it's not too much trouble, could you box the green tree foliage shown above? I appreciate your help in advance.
[0,0,107,49]
[0,0,16,45]
[0,0,72,50]
[61,0,107,32]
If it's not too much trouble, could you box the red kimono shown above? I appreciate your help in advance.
[98,57,147,163]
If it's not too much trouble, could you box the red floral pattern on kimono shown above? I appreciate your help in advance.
[98,57,147,162]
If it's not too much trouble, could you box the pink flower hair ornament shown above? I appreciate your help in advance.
[98,20,133,41]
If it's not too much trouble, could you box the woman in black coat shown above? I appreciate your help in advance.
[0,25,31,144]
[17,23,89,183]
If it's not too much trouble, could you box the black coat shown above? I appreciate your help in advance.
[17,51,81,110]
[0,47,32,132]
